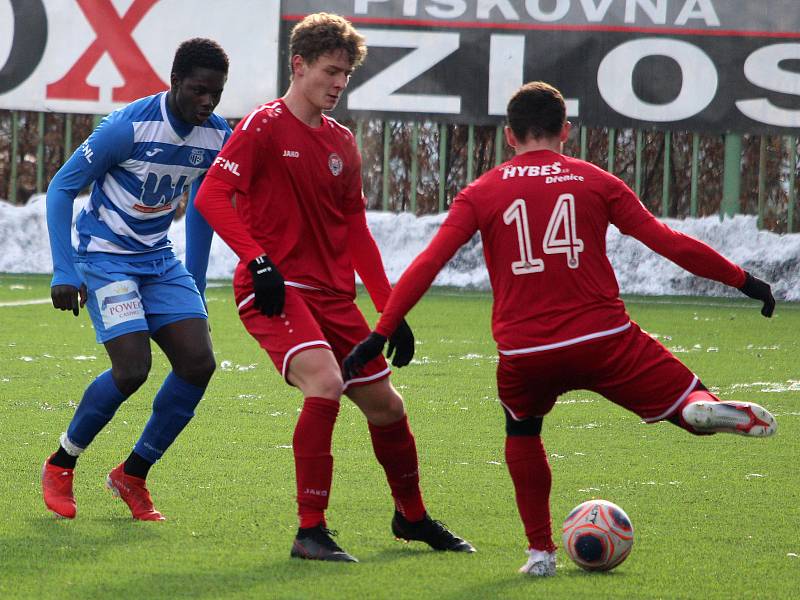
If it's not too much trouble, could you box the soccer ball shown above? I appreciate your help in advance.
[562,499,634,571]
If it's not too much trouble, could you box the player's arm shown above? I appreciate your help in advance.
[185,124,233,301]
[610,179,774,316]
[184,176,214,299]
[194,129,285,317]
[46,116,132,315]
[345,210,392,312]
[345,209,418,366]
[343,223,472,378]
[628,218,774,316]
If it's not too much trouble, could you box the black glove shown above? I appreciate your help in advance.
[343,332,387,381]
[738,271,775,318]
[248,255,285,317]
[386,318,415,368]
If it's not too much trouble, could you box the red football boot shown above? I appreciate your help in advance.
[106,463,165,521]
[41,454,77,519]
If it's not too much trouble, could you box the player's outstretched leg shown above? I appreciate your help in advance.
[391,511,476,552]
[681,391,776,437]
[106,464,165,521]
[290,525,358,562]
[519,548,557,577]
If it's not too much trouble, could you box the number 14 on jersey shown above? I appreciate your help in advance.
[503,194,584,275]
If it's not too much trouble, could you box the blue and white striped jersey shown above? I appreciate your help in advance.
[47,92,231,287]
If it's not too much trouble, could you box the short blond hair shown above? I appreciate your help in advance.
[289,13,367,74]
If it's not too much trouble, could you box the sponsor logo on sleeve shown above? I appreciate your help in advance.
[96,280,144,329]
[79,141,94,164]
[213,155,241,176]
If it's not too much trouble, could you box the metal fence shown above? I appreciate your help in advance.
[1,110,798,233]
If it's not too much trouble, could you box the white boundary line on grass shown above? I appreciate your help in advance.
[431,291,799,310]
[630,297,800,310]
[2,294,797,310]
[0,298,51,307]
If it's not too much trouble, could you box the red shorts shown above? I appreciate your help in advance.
[496,322,699,423]
[234,267,390,389]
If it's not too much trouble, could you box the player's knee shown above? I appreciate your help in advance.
[382,391,406,422]
[175,351,216,388]
[309,371,345,400]
[504,408,543,437]
[359,388,405,425]
[111,362,150,396]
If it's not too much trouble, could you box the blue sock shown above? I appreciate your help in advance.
[134,372,205,463]
[66,369,127,450]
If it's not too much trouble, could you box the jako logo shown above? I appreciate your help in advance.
[214,155,241,175]
[283,150,300,158]
[501,162,562,180]
[303,488,328,497]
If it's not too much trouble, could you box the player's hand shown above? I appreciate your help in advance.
[738,272,775,318]
[51,283,87,317]
[342,332,386,380]
[248,255,285,317]
[386,318,415,368]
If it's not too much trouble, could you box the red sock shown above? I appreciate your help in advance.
[505,435,557,552]
[293,397,339,529]
[677,389,720,434]
[369,415,426,522]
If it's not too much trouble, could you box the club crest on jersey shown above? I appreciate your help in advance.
[328,153,343,176]
[189,148,205,166]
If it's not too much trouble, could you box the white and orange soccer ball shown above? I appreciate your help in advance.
[561,499,634,571]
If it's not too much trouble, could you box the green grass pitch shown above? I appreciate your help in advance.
[1,274,798,599]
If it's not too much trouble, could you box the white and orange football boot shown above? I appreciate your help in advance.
[682,400,777,437]
[41,454,77,519]
[106,463,165,521]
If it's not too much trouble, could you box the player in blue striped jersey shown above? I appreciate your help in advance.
[42,38,231,521]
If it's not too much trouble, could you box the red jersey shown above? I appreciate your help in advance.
[203,99,366,299]
[377,149,745,352]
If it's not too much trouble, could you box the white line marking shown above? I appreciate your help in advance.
[0,298,51,307]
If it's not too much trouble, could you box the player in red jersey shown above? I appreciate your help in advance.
[344,81,777,576]
[193,13,473,562]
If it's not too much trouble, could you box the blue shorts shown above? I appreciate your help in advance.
[75,256,207,343]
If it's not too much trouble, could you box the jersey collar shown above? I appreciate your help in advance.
[159,92,194,142]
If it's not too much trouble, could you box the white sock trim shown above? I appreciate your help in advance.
[59,432,86,457]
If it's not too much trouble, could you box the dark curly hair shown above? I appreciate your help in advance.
[507,81,566,142]
[289,13,366,75]
[171,38,229,80]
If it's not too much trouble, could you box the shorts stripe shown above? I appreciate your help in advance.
[237,281,321,311]
[498,398,524,421]
[282,339,331,379]
[643,375,699,423]
[498,322,631,356]
[343,366,392,391]
[285,281,319,291]
[237,293,255,310]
